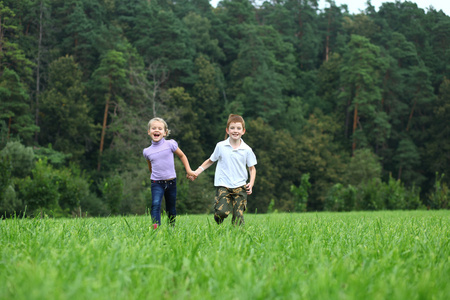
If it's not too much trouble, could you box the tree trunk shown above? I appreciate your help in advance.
[406,100,417,132]
[98,79,112,171]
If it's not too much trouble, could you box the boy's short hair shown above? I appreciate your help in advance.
[226,114,245,129]
[148,117,171,137]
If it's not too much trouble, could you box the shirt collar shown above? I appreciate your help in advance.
[225,137,249,150]
[152,138,166,146]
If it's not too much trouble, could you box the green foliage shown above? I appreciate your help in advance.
[33,144,72,168]
[176,166,214,215]
[0,155,19,216]
[290,173,311,212]
[1,0,449,214]
[424,78,450,189]
[183,12,225,61]
[353,178,385,211]
[244,118,303,212]
[325,183,357,212]
[382,175,423,210]
[325,176,424,212]
[16,159,61,215]
[56,165,89,213]
[428,173,449,209]
[0,68,37,143]
[0,121,8,149]
[165,87,204,164]
[15,158,98,217]
[344,148,382,186]
[39,56,96,161]
[266,199,277,213]
[192,55,224,155]
[297,110,347,210]
[0,141,34,178]
[339,34,390,152]
[100,175,124,215]
[0,155,12,199]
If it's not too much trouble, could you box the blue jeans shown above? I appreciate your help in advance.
[150,178,177,225]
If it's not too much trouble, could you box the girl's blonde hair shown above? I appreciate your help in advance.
[148,117,171,137]
[224,114,245,139]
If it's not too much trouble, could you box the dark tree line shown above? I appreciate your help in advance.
[1,0,449,217]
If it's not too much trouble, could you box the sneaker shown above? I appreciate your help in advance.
[153,223,158,230]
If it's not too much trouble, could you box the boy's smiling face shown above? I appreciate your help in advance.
[148,120,167,142]
[226,122,245,141]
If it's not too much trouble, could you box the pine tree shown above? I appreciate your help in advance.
[339,34,389,155]
[39,55,95,162]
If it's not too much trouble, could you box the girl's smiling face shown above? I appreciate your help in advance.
[148,120,167,142]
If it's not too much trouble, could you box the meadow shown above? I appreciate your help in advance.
[1,211,449,300]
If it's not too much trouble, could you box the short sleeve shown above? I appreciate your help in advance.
[209,143,221,162]
[168,140,178,152]
[246,150,257,167]
[143,147,149,160]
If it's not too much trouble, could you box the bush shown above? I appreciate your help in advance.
[325,183,356,211]
[355,179,385,210]
[345,149,382,186]
[57,164,93,214]
[16,159,99,217]
[404,185,424,210]
[325,176,425,212]
[16,159,60,215]
[383,176,408,210]
[80,192,109,217]
[0,141,34,178]
[290,173,311,212]
[0,185,21,217]
[428,173,449,209]
[119,169,148,215]
[0,156,12,203]
[33,144,71,168]
[382,175,424,210]
[99,175,123,215]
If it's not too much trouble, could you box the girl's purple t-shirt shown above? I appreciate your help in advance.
[143,138,178,180]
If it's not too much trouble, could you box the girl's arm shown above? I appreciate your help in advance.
[147,160,152,174]
[194,159,215,177]
[246,166,256,195]
[174,148,196,177]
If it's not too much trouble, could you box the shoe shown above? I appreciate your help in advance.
[153,223,158,230]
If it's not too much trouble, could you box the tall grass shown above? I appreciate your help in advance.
[1,211,449,299]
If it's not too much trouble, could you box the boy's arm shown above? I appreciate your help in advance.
[174,148,195,177]
[246,166,256,195]
[193,159,215,176]
[147,160,152,174]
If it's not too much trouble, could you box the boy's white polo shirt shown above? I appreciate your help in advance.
[210,137,257,188]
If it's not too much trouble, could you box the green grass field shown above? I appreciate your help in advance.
[1,211,449,300]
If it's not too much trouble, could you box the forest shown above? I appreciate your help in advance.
[1,0,449,217]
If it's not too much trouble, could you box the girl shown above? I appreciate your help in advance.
[143,117,196,228]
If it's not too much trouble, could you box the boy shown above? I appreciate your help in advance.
[193,114,257,225]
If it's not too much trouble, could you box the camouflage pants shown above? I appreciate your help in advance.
[214,186,247,225]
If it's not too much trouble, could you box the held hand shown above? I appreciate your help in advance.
[186,174,197,181]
